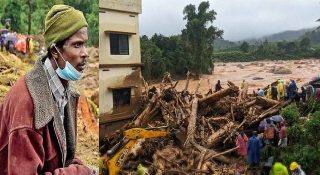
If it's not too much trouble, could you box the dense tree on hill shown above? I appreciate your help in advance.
[27,0,32,34]
[300,37,311,51]
[240,41,249,53]
[141,35,166,80]
[0,0,98,46]
[1,1,22,32]
[150,34,191,75]
[140,2,222,80]
[0,1,8,28]
[301,29,320,44]
[84,0,98,46]
[182,1,223,77]
[285,42,297,53]
[141,34,194,80]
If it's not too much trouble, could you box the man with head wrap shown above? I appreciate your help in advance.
[0,5,95,175]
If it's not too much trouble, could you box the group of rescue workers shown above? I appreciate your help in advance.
[263,78,320,102]
[214,78,306,103]
[213,79,307,175]
[235,129,305,175]
[261,79,302,102]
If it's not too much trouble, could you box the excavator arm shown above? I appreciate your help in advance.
[104,128,170,175]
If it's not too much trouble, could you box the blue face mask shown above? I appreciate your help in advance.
[52,44,82,81]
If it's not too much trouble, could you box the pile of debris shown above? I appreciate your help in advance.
[101,72,285,174]
[0,52,32,101]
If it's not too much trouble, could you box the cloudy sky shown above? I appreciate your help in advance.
[140,0,320,41]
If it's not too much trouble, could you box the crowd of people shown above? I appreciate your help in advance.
[214,78,319,103]
[212,79,307,174]
[257,80,320,102]
[235,128,305,175]
[267,79,298,101]
[0,31,34,54]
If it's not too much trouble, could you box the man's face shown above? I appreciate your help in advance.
[56,27,88,73]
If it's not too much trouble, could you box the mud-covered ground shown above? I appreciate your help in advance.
[75,47,99,168]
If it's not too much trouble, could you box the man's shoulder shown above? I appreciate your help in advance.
[4,75,32,101]
[8,75,35,110]
[2,75,35,130]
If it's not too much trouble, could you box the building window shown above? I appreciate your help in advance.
[110,33,129,55]
[113,88,131,108]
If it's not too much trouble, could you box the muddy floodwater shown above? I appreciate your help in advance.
[168,59,320,93]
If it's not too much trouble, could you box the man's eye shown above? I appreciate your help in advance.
[75,43,82,48]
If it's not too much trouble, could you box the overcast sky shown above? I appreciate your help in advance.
[140,0,320,41]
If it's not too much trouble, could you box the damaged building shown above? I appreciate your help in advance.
[99,0,143,130]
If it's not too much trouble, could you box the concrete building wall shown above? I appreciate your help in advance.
[100,0,141,14]
[99,10,141,65]
[99,0,143,123]
[99,67,142,123]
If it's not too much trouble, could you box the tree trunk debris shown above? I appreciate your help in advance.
[100,72,287,174]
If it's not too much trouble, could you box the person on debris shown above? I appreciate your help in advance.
[270,162,289,175]
[257,88,265,97]
[0,5,95,175]
[272,85,278,100]
[277,80,285,101]
[287,80,298,100]
[306,85,316,100]
[240,80,245,89]
[278,122,287,147]
[235,131,248,158]
[239,80,248,99]
[215,80,223,92]
[267,84,272,99]
[247,131,263,167]
[289,162,306,175]
[264,118,276,145]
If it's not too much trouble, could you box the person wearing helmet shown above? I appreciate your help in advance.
[290,162,306,175]
[269,162,289,175]
[215,80,223,92]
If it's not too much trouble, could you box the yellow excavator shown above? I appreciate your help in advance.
[100,127,185,175]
